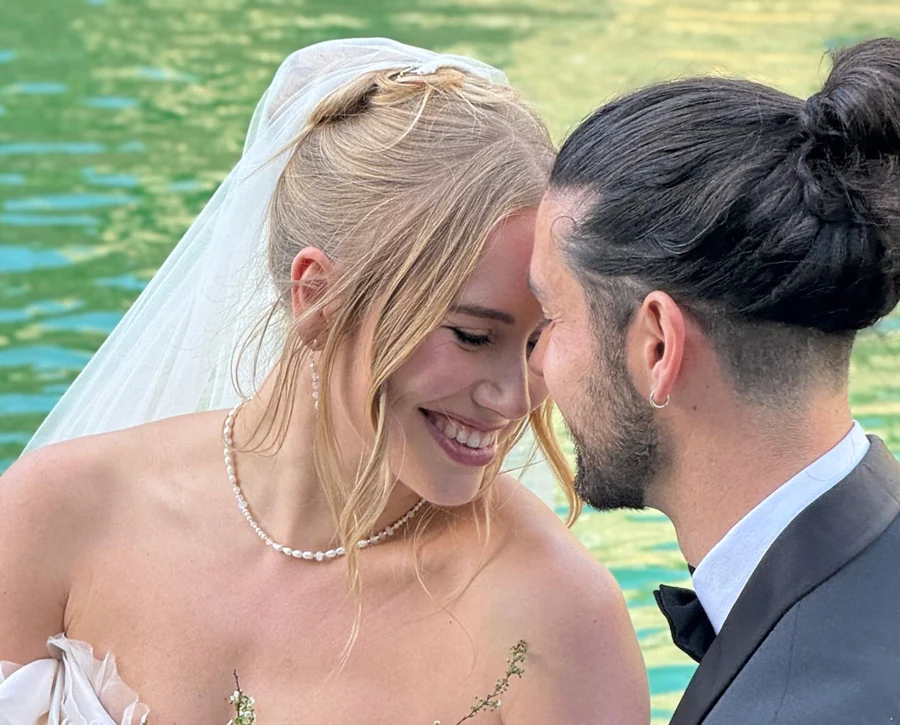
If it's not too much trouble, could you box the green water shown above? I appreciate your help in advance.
[2,1,899,721]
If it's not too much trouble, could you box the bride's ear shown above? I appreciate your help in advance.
[290,247,336,342]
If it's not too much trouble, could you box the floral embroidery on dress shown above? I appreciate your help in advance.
[222,640,528,725]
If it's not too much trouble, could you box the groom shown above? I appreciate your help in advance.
[528,38,900,724]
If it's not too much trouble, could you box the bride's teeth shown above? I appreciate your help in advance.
[427,411,495,450]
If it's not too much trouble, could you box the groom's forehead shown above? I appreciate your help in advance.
[536,193,580,246]
[532,195,580,298]
[534,194,579,270]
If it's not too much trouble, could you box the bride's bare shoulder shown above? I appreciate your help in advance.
[0,412,224,661]
[0,429,140,659]
[1,432,130,537]
[0,411,222,545]
[475,476,650,723]
[488,474,617,594]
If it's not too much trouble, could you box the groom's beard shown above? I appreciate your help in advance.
[570,338,665,511]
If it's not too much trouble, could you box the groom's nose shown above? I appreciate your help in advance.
[527,328,549,378]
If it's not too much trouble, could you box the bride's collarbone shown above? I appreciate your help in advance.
[68,555,510,724]
[69,518,498,655]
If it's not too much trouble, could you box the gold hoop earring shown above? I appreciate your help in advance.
[649,389,670,409]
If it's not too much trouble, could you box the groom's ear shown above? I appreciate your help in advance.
[633,291,685,405]
[290,247,336,339]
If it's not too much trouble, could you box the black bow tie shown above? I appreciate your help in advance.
[654,584,716,663]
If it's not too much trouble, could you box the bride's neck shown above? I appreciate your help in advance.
[228,378,421,553]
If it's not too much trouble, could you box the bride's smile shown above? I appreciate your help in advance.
[372,210,548,507]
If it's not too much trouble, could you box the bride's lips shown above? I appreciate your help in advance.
[420,409,501,467]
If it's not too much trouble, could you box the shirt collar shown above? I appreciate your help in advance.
[692,422,870,633]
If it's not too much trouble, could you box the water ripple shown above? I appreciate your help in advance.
[131,66,197,83]
[39,312,123,334]
[0,246,72,271]
[84,96,139,110]
[0,301,84,323]
[0,214,99,227]
[95,274,148,291]
[82,168,140,187]
[0,433,33,445]
[0,394,61,414]
[4,193,137,211]
[0,142,106,155]
[0,345,92,370]
[3,82,67,95]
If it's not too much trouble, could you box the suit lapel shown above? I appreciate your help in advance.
[670,437,900,725]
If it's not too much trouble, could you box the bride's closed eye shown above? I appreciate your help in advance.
[447,324,544,356]
[449,327,492,347]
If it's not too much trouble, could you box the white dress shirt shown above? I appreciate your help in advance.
[691,422,870,634]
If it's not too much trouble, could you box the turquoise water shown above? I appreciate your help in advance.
[2,1,900,721]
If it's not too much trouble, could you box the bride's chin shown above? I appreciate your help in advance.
[412,477,483,509]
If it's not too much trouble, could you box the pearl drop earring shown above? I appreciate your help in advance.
[310,342,320,410]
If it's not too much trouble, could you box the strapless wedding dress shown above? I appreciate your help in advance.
[0,634,148,724]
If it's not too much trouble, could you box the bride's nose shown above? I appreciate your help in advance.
[472,356,532,421]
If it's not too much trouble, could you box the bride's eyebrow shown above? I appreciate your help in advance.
[449,304,515,325]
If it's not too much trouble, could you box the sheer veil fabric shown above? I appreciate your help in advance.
[23,38,555,506]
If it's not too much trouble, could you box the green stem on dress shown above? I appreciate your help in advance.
[223,640,527,725]
[227,670,257,725]
[434,639,528,725]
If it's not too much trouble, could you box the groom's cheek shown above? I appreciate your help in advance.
[526,374,548,411]
[562,326,599,408]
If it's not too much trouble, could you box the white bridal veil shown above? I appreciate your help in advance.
[25,38,556,506]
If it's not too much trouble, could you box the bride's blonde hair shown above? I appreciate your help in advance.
[239,65,579,609]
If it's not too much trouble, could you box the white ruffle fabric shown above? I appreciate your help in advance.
[0,635,148,725]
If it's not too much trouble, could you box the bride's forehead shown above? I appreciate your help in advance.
[456,229,542,315]
[475,212,535,272]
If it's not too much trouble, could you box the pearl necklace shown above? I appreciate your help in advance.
[223,401,426,562]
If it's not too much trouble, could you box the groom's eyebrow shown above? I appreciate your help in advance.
[449,304,515,325]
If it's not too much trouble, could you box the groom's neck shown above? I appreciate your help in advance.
[653,389,853,568]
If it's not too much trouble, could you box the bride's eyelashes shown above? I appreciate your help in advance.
[449,326,542,358]
[449,327,492,348]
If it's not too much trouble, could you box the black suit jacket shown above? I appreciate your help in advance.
[670,437,900,725]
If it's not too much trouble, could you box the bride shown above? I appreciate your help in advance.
[0,39,649,724]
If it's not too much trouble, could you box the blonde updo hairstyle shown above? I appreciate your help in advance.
[240,65,579,600]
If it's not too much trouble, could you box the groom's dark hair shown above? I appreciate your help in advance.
[550,38,900,400]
